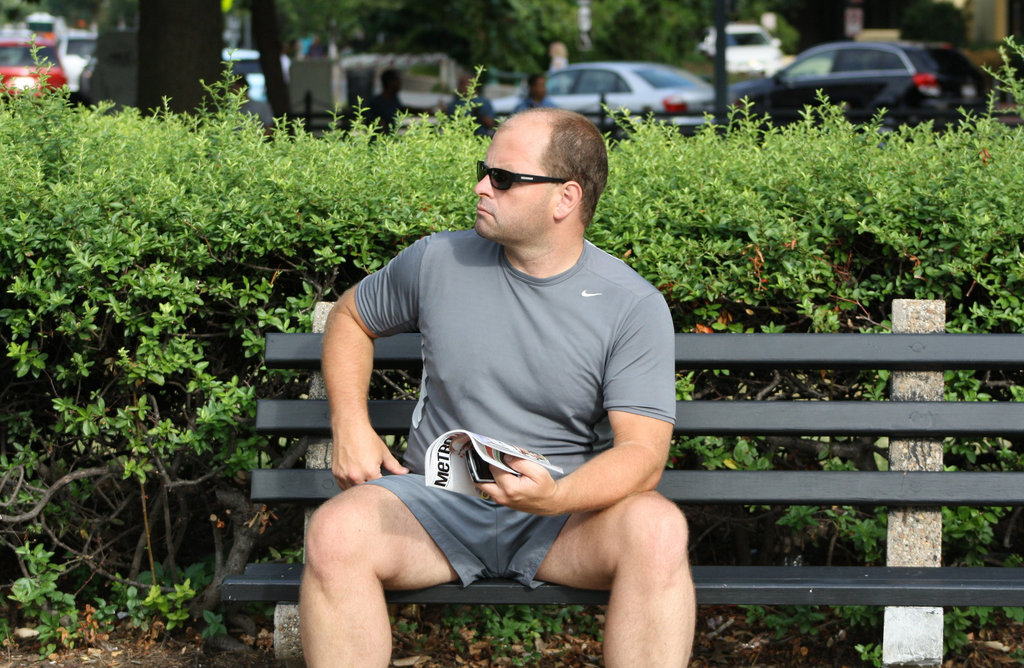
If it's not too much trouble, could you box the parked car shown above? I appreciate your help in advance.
[492,61,714,126]
[729,41,986,126]
[24,11,65,38]
[222,47,266,102]
[0,37,67,92]
[698,23,785,76]
[59,29,96,92]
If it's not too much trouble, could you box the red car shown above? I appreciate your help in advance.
[0,38,68,93]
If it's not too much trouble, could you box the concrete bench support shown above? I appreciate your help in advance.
[274,301,333,667]
[884,299,945,668]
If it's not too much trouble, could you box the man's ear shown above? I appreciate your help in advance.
[552,181,583,222]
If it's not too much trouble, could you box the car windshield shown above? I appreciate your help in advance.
[924,48,976,77]
[729,32,770,47]
[545,70,577,95]
[0,44,58,67]
[575,69,629,94]
[833,48,906,73]
[230,60,262,75]
[785,51,836,77]
[633,66,707,89]
[65,38,95,58]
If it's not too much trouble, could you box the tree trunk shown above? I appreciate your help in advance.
[137,0,223,114]
[251,0,290,117]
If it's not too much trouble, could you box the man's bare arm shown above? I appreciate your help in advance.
[322,285,409,489]
[480,410,672,515]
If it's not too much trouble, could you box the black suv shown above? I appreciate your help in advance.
[729,41,986,126]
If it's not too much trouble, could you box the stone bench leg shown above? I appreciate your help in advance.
[274,603,304,667]
[274,301,335,667]
[883,299,944,667]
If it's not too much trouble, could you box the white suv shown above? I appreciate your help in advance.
[698,23,784,77]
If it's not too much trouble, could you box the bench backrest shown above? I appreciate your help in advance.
[253,332,1024,507]
[259,332,1024,437]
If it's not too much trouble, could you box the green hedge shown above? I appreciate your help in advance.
[2,45,1024,657]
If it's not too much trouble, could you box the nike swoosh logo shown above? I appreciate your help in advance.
[581,290,603,297]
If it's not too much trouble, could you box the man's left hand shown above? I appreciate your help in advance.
[476,459,560,515]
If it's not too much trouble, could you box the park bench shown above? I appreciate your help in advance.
[222,299,1024,667]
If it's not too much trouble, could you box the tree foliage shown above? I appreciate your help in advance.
[19,0,809,79]
[274,0,578,73]
[272,0,711,72]
[900,0,968,46]
[590,0,710,64]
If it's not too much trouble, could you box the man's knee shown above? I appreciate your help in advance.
[618,492,690,569]
[305,486,385,578]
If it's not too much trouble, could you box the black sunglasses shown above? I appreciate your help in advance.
[477,161,567,190]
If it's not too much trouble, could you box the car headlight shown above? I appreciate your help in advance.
[8,76,38,90]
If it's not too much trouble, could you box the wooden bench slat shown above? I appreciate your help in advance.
[255,399,415,436]
[656,470,1024,505]
[248,469,1024,506]
[256,399,1024,438]
[676,333,1024,370]
[265,332,422,370]
[264,332,1024,371]
[221,563,1024,607]
[676,400,1024,437]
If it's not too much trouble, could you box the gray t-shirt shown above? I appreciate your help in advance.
[355,229,676,474]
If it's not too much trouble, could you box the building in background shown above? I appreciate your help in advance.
[968,0,1024,45]
[785,0,1021,48]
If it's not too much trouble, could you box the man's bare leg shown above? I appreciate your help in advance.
[300,484,458,668]
[536,491,695,667]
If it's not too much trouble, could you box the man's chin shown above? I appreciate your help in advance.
[474,218,494,240]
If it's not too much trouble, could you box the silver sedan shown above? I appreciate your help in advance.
[492,61,714,126]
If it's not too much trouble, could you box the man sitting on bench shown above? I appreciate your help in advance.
[301,107,696,667]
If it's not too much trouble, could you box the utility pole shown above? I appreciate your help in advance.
[713,0,728,122]
[578,0,592,51]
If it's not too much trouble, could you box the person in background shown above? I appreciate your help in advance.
[366,69,404,134]
[514,74,557,112]
[365,68,439,134]
[447,74,496,136]
[279,40,293,83]
[305,35,327,59]
[549,41,569,70]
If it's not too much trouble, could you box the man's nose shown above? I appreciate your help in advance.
[474,174,492,196]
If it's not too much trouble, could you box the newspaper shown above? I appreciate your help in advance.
[425,429,564,497]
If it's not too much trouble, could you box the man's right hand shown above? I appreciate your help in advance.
[322,285,410,490]
[331,423,409,489]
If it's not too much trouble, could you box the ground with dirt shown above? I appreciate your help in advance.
[3,606,1023,667]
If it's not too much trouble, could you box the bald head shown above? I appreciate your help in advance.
[497,108,608,226]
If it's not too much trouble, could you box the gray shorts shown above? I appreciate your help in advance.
[365,473,570,588]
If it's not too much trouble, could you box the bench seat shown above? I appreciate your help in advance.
[246,468,1024,507]
[224,466,1024,609]
[224,563,1024,607]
